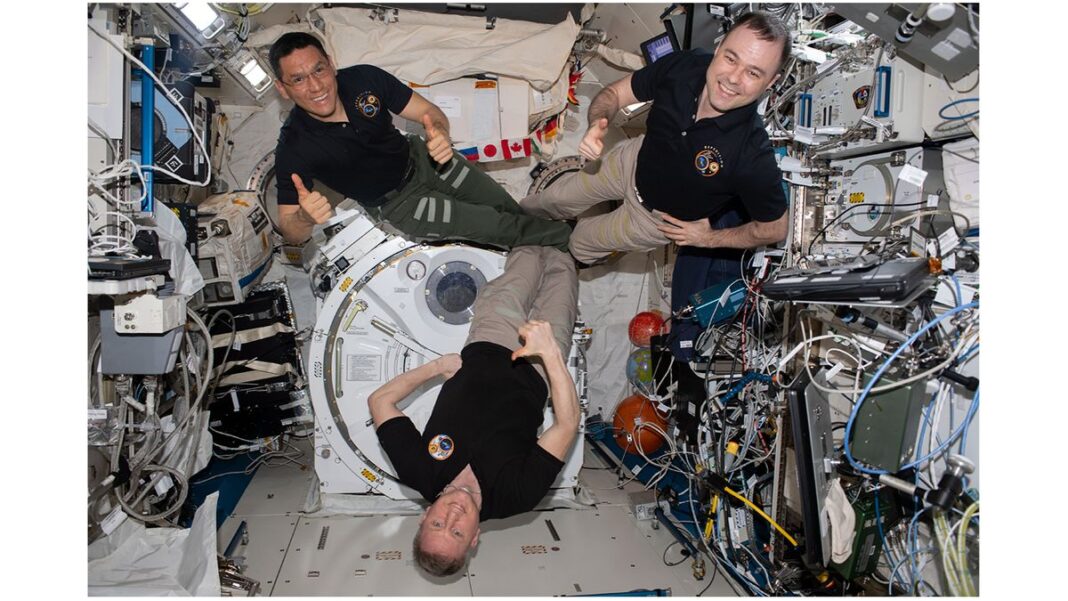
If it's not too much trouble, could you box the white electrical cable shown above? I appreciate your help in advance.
[789,313,978,397]
[126,309,215,475]
[924,382,952,480]
[88,24,212,188]
[914,326,979,478]
[88,211,140,257]
[887,208,972,240]
[630,421,692,488]
[89,159,149,208]
[211,3,274,17]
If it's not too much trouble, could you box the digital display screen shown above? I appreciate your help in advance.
[643,33,676,63]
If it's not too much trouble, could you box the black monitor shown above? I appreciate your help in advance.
[787,370,837,568]
[650,334,706,445]
[640,27,680,64]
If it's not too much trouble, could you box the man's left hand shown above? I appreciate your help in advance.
[654,211,714,248]
[422,114,453,166]
[435,353,462,380]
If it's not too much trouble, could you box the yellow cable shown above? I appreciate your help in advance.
[704,495,719,539]
[723,486,799,547]
[211,3,271,16]
[934,510,964,595]
[956,501,979,596]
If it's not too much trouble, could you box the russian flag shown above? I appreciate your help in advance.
[458,146,479,161]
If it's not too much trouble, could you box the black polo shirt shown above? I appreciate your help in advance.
[274,64,414,206]
[631,50,787,223]
[375,342,564,521]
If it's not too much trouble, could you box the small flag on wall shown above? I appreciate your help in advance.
[500,138,532,160]
[457,138,533,163]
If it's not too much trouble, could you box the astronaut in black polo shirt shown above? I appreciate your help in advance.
[267,33,572,251]
[520,11,791,265]
[367,245,580,577]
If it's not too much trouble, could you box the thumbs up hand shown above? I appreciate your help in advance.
[579,117,609,161]
[511,320,559,362]
[422,113,453,166]
[292,173,334,225]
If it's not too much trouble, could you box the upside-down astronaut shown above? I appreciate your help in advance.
[367,245,581,577]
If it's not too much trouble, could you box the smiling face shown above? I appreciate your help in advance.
[703,24,783,117]
[416,487,481,562]
[273,45,343,122]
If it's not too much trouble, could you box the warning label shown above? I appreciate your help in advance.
[346,355,382,381]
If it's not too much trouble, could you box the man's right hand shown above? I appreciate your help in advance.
[578,118,609,161]
[292,173,334,225]
[511,320,560,362]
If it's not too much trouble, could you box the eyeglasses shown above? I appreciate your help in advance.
[282,63,331,88]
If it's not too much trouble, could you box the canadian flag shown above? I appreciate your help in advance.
[479,138,532,162]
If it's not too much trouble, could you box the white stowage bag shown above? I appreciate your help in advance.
[149,201,205,297]
[88,492,221,596]
[249,7,580,91]
[196,191,275,305]
[594,43,645,71]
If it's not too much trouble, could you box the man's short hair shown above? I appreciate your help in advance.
[728,10,792,73]
[268,32,329,78]
[412,529,468,577]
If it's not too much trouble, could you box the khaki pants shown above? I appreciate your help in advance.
[465,246,578,384]
[518,136,670,264]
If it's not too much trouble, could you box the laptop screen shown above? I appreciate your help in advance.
[641,31,679,64]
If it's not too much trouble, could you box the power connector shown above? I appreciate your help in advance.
[629,491,671,521]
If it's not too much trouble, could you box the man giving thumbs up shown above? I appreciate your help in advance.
[269,32,571,251]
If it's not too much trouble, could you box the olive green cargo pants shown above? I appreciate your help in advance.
[368,136,572,252]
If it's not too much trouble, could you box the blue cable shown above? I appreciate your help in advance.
[949,273,964,308]
[873,489,891,567]
[958,389,979,454]
[914,392,937,465]
[954,342,980,455]
[909,465,924,589]
[710,514,768,596]
[902,388,979,470]
[844,302,979,474]
[910,394,941,484]
[906,506,931,591]
[938,97,979,120]
[957,343,979,364]
[721,372,772,405]
[948,394,956,447]
[889,544,935,594]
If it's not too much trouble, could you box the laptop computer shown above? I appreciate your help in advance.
[88,257,171,280]
[762,256,931,302]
